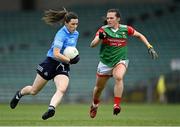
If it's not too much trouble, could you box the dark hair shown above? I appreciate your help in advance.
[103,8,121,25]
[107,8,121,18]
[42,8,78,26]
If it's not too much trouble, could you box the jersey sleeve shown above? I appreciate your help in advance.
[127,26,135,36]
[53,31,65,49]
[95,27,105,37]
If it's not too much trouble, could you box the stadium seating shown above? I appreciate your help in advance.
[0,3,180,103]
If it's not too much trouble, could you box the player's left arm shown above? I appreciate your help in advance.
[133,30,153,49]
[128,26,158,59]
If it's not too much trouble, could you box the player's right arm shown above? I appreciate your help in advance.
[90,36,101,48]
[90,28,105,48]
[53,31,70,63]
[53,47,70,63]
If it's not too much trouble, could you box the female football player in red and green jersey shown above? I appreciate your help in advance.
[89,8,158,118]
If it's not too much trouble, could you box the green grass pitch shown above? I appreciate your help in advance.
[0,103,180,126]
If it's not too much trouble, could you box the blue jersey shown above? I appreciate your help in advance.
[47,25,79,61]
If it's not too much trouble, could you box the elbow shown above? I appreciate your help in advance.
[90,44,95,48]
[90,41,97,48]
[136,34,141,39]
[54,54,59,59]
[53,52,59,59]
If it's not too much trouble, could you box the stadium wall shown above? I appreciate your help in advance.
[0,0,172,11]
[36,0,171,10]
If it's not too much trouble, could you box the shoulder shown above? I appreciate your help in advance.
[73,30,79,36]
[119,24,135,32]
[120,24,135,30]
[119,24,128,28]
[56,27,66,36]
[97,25,110,32]
[120,24,135,35]
[102,25,110,29]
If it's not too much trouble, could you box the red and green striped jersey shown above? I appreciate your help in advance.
[95,24,135,67]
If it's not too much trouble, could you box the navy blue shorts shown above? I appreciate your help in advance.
[36,57,70,80]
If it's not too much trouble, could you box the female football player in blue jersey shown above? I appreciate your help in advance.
[10,8,80,120]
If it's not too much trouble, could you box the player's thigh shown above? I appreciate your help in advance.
[95,76,110,88]
[32,74,48,92]
[112,64,127,80]
[54,74,69,92]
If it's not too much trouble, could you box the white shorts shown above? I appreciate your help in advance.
[97,60,129,76]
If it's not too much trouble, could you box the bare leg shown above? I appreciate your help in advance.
[89,76,109,118]
[93,76,110,101]
[10,74,48,109]
[112,64,127,115]
[50,75,69,107]
[42,74,69,120]
[21,74,48,95]
[112,64,126,98]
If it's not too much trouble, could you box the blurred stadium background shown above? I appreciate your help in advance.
[0,0,180,105]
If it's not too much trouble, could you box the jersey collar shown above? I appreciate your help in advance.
[63,25,71,34]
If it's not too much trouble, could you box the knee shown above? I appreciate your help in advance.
[57,88,66,94]
[30,88,38,95]
[115,76,123,82]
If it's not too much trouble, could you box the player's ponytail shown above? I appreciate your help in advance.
[42,8,78,26]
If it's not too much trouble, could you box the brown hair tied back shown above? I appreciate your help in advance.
[42,8,78,26]
[42,8,68,26]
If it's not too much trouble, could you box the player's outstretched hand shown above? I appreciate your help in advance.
[69,55,80,64]
[148,47,158,59]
